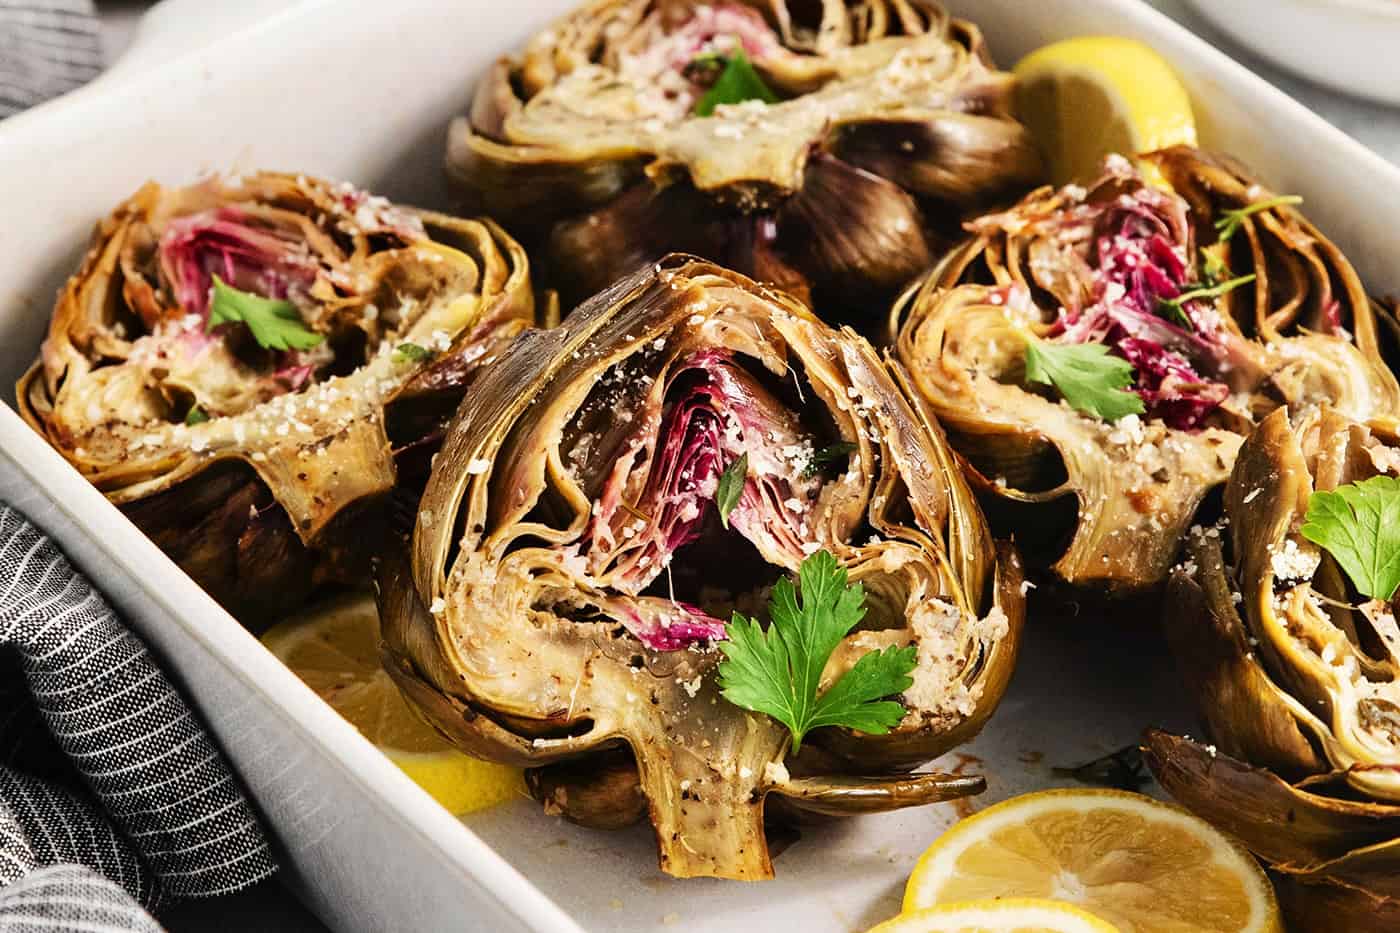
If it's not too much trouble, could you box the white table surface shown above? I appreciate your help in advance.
[77,1,1400,931]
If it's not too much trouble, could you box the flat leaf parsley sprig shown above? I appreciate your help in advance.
[1155,274,1255,328]
[717,549,916,752]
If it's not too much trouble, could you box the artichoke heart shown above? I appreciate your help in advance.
[17,173,534,623]
[891,147,1400,592]
[1147,405,1400,928]
[448,0,1041,314]
[380,255,1023,880]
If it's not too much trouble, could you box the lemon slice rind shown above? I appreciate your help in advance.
[868,898,1120,933]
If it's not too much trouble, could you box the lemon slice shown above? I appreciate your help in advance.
[262,592,523,816]
[1014,37,1197,186]
[904,789,1280,933]
[868,899,1120,933]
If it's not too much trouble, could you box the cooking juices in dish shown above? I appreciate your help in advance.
[448,0,1041,315]
[18,173,534,623]
[378,256,1024,879]
[891,147,1400,592]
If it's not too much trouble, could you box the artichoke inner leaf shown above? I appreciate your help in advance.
[561,346,866,648]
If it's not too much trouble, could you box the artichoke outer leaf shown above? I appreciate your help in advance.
[772,770,985,817]
[1145,730,1400,873]
[1273,874,1400,933]
[525,751,649,831]
[1166,528,1328,777]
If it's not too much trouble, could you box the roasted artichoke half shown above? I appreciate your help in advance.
[1146,405,1400,927]
[891,147,1400,592]
[448,0,1041,313]
[379,256,1024,879]
[18,173,534,623]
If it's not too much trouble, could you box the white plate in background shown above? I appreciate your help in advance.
[1183,0,1400,106]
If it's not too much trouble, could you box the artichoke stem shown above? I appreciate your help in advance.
[631,717,785,881]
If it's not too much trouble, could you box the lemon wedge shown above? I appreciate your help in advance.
[262,592,523,816]
[903,789,1280,933]
[1013,37,1197,186]
[868,899,1120,933]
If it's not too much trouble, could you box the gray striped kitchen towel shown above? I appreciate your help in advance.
[2,6,278,930]
[0,0,103,118]
[0,502,278,931]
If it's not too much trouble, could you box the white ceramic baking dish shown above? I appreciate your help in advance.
[2,1,1399,930]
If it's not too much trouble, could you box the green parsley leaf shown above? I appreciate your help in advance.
[805,644,919,735]
[1023,338,1144,422]
[1155,273,1256,327]
[693,50,778,117]
[717,549,915,753]
[184,404,209,426]
[1300,476,1400,601]
[393,342,431,364]
[1215,194,1303,242]
[715,452,748,529]
[802,441,857,478]
[1199,245,1229,287]
[207,276,323,352]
